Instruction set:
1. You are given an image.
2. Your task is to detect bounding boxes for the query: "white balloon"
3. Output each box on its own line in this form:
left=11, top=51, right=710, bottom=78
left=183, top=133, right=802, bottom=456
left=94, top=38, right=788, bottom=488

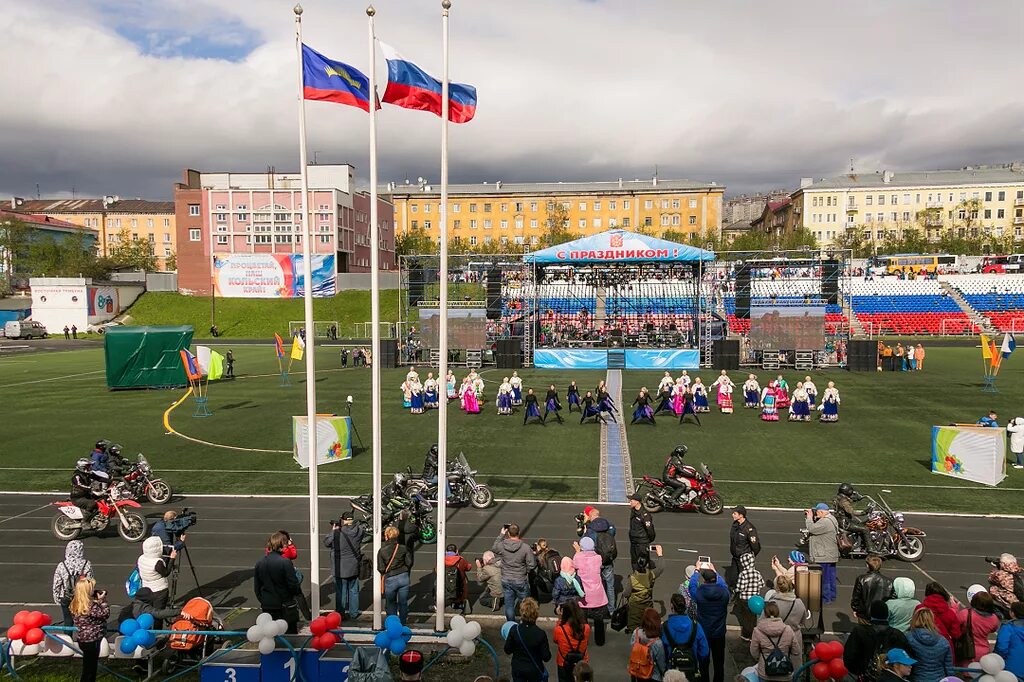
left=446, top=630, right=465, bottom=648
left=256, top=612, right=274, bottom=628
left=977, top=676, right=996, bottom=682
left=980, top=654, right=1006, bottom=675
left=993, top=671, right=1017, bottom=682
left=258, top=637, right=276, bottom=655
left=458, top=639, right=476, bottom=657
left=463, top=620, right=482, bottom=640
left=274, top=619, right=289, bottom=636
left=449, top=615, right=467, bottom=632
left=246, top=625, right=262, bottom=643
left=99, top=638, right=110, bottom=657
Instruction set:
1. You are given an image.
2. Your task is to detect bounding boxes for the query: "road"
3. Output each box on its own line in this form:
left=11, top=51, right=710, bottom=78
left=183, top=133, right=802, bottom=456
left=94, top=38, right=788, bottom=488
left=2, top=494, right=1019, bottom=677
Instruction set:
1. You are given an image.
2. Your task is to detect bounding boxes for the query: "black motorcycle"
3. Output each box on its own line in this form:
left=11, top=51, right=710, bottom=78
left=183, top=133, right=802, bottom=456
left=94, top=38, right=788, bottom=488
left=350, top=476, right=437, bottom=546
left=401, top=452, right=494, bottom=509
left=114, top=454, right=172, bottom=505
left=797, top=491, right=926, bottom=562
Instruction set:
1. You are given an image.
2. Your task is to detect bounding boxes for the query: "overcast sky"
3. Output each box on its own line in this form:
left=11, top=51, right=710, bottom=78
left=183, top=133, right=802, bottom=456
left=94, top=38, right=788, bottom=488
left=3, top=0, right=1024, bottom=201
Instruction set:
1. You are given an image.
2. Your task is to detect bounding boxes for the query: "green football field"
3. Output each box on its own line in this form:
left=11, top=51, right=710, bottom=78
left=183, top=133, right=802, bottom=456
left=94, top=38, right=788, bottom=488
left=2, top=343, right=1022, bottom=514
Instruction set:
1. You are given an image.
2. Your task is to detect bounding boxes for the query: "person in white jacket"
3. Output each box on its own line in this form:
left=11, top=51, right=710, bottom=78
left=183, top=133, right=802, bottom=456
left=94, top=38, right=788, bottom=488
left=1008, top=417, right=1024, bottom=469
left=137, top=536, right=177, bottom=608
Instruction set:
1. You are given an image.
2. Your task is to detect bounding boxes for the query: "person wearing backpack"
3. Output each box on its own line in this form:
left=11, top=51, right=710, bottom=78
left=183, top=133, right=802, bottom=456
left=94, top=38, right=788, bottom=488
left=692, top=568, right=730, bottom=682
left=662, top=592, right=709, bottom=681
left=625, top=547, right=664, bottom=630
left=749, top=602, right=802, bottom=681
left=844, top=601, right=909, bottom=682
left=52, top=540, right=93, bottom=626
left=629, top=607, right=668, bottom=681
left=441, top=543, right=473, bottom=613
left=581, top=507, right=618, bottom=607
left=504, top=597, right=551, bottom=682
left=553, top=600, right=590, bottom=682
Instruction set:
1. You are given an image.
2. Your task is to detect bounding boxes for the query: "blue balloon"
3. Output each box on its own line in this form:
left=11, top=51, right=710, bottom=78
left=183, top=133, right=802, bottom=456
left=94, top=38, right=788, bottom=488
left=401, top=626, right=413, bottom=641
left=137, top=630, right=157, bottom=649
left=374, top=631, right=390, bottom=649
left=747, top=595, right=765, bottom=616
left=385, top=615, right=402, bottom=636
left=500, top=622, right=515, bottom=640
left=119, top=637, right=137, bottom=655
left=119, top=619, right=140, bottom=637
left=390, top=638, right=406, bottom=656
left=136, top=613, right=155, bottom=630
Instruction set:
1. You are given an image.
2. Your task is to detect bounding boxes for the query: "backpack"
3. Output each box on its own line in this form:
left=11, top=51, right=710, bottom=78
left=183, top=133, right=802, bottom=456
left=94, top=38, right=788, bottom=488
left=125, top=567, right=141, bottom=598
left=627, top=636, right=655, bottom=679
left=560, top=625, right=585, bottom=674
left=444, top=562, right=464, bottom=603
left=762, top=633, right=794, bottom=677
left=664, top=617, right=702, bottom=681
left=594, top=531, right=617, bottom=566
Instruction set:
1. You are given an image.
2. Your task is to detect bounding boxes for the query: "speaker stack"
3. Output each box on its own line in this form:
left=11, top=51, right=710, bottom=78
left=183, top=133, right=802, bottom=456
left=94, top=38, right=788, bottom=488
left=408, top=266, right=425, bottom=307
left=496, top=337, right=522, bottom=369
left=822, top=260, right=840, bottom=305
left=712, top=339, right=740, bottom=370
left=734, top=265, right=751, bottom=319
left=377, top=339, right=398, bottom=369
left=847, top=338, right=875, bottom=372
left=486, top=268, right=502, bottom=320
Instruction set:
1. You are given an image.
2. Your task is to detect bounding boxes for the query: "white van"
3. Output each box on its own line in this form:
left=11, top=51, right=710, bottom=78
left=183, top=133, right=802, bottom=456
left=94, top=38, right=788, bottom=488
left=3, top=320, right=48, bottom=339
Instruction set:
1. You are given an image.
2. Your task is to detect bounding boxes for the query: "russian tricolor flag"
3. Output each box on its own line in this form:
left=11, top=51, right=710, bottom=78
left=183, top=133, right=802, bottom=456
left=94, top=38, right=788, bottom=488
left=379, top=42, right=477, bottom=124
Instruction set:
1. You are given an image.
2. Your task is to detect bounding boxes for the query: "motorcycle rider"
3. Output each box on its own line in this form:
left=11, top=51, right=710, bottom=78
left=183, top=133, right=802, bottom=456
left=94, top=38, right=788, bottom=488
left=70, top=458, right=102, bottom=526
left=88, top=440, right=111, bottom=473
left=421, top=443, right=451, bottom=499
left=105, top=444, right=129, bottom=478
left=834, top=482, right=873, bottom=553
left=662, top=444, right=699, bottom=505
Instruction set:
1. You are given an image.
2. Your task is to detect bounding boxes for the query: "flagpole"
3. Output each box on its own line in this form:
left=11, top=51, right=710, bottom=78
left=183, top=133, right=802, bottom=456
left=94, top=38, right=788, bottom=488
left=294, top=3, right=321, bottom=618
left=366, top=4, right=384, bottom=631
left=435, top=0, right=451, bottom=631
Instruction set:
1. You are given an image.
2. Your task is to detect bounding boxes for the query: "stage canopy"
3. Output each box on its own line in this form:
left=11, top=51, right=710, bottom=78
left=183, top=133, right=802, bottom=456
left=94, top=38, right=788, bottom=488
left=524, top=229, right=716, bottom=265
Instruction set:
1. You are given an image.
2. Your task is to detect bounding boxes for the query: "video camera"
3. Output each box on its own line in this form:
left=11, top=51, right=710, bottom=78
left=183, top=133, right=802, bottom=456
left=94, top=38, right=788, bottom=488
left=574, top=513, right=586, bottom=537
left=165, top=508, right=198, bottom=535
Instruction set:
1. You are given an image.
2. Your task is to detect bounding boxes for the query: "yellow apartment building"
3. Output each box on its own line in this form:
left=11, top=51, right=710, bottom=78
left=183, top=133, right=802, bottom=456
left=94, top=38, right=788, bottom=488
left=384, top=178, right=725, bottom=249
left=787, top=165, right=1024, bottom=247
left=6, top=197, right=177, bottom=269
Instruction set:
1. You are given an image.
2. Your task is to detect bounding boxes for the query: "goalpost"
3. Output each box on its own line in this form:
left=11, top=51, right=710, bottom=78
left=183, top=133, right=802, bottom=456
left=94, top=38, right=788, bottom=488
left=288, top=320, right=341, bottom=339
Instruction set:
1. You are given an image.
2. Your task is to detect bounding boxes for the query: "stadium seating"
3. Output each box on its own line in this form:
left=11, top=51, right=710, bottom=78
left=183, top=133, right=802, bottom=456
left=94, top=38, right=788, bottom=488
left=941, top=275, right=1024, bottom=333
left=848, top=279, right=971, bottom=335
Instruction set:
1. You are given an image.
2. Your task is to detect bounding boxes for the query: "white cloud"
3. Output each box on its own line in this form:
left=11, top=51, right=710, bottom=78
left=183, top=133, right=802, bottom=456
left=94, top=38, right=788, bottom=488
left=1, top=0, right=1022, bottom=199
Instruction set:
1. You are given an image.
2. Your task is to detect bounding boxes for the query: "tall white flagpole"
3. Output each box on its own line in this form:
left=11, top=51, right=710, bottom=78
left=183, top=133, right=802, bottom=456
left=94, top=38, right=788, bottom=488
left=434, top=0, right=452, bottom=631
left=293, top=3, right=321, bottom=618
left=366, top=4, right=384, bottom=631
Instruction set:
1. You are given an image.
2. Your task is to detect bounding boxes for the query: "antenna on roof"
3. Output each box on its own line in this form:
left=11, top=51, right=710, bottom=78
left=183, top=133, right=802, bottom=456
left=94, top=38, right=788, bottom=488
left=849, top=158, right=854, bottom=172
left=35, top=183, right=40, bottom=199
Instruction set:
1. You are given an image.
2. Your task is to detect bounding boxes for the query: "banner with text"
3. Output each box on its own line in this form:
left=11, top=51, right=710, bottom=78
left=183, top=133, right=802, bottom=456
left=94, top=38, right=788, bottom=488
left=213, top=254, right=336, bottom=298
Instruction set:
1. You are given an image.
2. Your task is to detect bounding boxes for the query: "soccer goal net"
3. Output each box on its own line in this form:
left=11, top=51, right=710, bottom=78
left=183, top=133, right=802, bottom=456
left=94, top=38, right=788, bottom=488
left=288, top=321, right=341, bottom=339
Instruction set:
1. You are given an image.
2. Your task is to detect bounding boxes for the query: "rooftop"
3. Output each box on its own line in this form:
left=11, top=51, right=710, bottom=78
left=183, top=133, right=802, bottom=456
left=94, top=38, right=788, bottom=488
left=8, top=198, right=174, bottom=214
left=382, top=178, right=722, bottom=197
left=800, top=165, right=1024, bottom=191
left=0, top=209, right=91, bottom=232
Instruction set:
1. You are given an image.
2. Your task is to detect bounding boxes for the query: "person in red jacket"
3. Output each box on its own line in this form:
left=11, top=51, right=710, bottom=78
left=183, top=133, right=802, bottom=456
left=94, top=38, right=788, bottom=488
left=915, top=582, right=962, bottom=649
left=442, top=543, right=473, bottom=611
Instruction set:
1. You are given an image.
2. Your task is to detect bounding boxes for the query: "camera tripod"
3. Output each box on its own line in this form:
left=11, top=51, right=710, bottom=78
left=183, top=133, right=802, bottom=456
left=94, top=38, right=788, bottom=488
left=346, top=403, right=364, bottom=448
left=168, top=542, right=203, bottom=607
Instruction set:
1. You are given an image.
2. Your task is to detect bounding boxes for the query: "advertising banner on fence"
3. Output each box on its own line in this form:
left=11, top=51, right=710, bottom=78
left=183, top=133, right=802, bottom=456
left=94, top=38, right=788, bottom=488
left=293, top=415, right=353, bottom=469
left=931, top=424, right=1006, bottom=486
left=213, top=254, right=336, bottom=298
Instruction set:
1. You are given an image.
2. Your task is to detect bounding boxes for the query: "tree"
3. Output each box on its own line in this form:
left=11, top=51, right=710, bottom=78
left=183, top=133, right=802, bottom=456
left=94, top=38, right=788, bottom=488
left=0, top=216, right=30, bottom=294
left=832, top=227, right=872, bottom=258
left=108, top=228, right=157, bottom=271
left=395, top=228, right=437, bottom=256
left=540, top=201, right=577, bottom=248
left=164, top=251, right=177, bottom=271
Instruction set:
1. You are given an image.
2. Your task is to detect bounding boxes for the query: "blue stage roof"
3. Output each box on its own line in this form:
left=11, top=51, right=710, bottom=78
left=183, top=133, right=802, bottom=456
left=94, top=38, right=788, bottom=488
left=524, top=230, right=715, bottom=264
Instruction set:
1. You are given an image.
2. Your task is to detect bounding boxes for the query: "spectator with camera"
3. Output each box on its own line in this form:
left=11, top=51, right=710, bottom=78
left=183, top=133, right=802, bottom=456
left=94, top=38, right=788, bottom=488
left=70, top=577, right=109, bottom=682
left=152, top=510, right=188, bottom=552
left=324, top=512, right=364, bottom=620
left=492, top=523, right=537, bottom=621
left=475, top=551, right=503, bottom=609
left=255, top=531, right=303, bottom=633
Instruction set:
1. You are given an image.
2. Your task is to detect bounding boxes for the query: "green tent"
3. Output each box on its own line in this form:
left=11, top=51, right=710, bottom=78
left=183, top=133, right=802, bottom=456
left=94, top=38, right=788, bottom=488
left=104, top=325, right=194, bottom=389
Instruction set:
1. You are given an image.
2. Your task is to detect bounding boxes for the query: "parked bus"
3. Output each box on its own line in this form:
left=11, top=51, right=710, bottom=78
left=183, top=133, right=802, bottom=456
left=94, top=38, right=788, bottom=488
left=870, top=254, right=958, bottom=274
left=980, top=255, right=1010, bottom=273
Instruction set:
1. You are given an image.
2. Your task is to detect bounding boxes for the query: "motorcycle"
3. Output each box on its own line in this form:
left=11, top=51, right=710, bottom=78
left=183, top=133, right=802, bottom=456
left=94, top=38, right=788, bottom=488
left=635, top=463, right=724, bottom=515
left=797, top=491, right=926, bottom=562
left=52, top=482, right=147, bottom=542
left=401, top=452, right=494, bottom=509
left=350, top=475, right=437, bottom=546
left=116, top=454, right=172, bottom=505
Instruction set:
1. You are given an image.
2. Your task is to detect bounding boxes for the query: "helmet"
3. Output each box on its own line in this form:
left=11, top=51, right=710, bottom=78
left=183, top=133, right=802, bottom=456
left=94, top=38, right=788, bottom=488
left=672, top=445, right=688, bottom=458
left=75, top=458, right=91, bottom=472
left=429, top=444, right=438, bottom=456
left=838, top=482, right=856, bottom=497
left=108, top=444, right=123, bottom=458
left=95, top=439, right=110, bottom=452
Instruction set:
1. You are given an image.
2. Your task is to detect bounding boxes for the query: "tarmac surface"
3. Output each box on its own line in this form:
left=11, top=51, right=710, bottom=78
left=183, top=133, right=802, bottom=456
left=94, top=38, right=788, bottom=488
left=1, top=493, right=1019, bottom=678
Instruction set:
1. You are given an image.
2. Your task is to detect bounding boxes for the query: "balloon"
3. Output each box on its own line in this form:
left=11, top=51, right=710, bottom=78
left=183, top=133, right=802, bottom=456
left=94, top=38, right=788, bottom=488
left=23, top=628, right=45, bottom=646
left=25, top=612, right=44, bottom=629
left=747, top=595, right=765, bottom=616
left=374, top=631, right=390, bottom=649
left=390, top=638, right=406, bottom=656
left=385, top=615, right=403, bottom=636
left=450, top=615, right=467, bottom=632
left=119, top=637, right=138, bottom=655
left=993, top=671, right=1017, bottom=682
left=812, top=662, right=831, bottom=681
left=980, top=654, right=1006, bottom=675
left=258, top=637, right=276, bottom=655
left=314, top=633, right=336, bottom=650
left=120, top=619, right=140, bottom=637
left=940, top=678, right=964, bottom=682
left=325, top=612, right=342, bottom=629
left=7, top=624, right=26, bottom=641
left=463, top=620, right=482, bottom=640
left=246, top=625, right=262, bottom=643
left=256, top=612, right=273, bottom=628
left=500, top=622, right=515, bottom=640
left=13, top=610, right=30, bottom=626
left=827, top=641, right=845, bottom=660
left=274, top=620, right=289, bottom=637
left=39, top=614, right=52, bottom=627
left=828, top=657, right=848, bottom=679
left=138, top=631, right=157, bottom=649
left=136, top=613, right=154, bottom=630
left=446, top=630, right=465, bottom=648
left=459, top=639, right=476, bottom=657
left=978, top=676, right=996, bottom=682
left=310, top=618, right=328, bottom=636
left=401, top=626, right=413, bottom=641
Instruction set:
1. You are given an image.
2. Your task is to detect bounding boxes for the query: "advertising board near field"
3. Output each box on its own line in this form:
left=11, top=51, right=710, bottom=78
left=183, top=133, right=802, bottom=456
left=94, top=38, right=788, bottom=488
left=213, top=254, right=336, bottom=298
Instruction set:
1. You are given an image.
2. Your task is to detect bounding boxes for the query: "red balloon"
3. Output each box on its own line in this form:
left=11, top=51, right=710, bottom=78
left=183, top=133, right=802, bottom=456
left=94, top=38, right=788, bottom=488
left=811, top=643, right=829, bottom=661
left=39, top=613, right=53, bottom=627
left=812, top=662, right=832, bottom=681
left=315, top=633, right=337, bottom=650
left=324, top=612, right=342, bottom=629
left=829, top=657, right=848, bottom=680
left=13, top=611, right=30, bottom=626
left=827, top=641, right=845, bottom=661
left=23, top=628, right=45, bottom=646
left=6, top=624, right=26, bottom=641
left=25, top=612, right=44, bottom=629
left=309, top=618, right=328, bottom=636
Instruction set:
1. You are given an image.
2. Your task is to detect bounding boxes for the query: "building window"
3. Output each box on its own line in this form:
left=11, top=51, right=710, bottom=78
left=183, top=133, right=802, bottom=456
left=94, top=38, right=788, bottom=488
left=411, top=220, right=418, bottom=229
left=500, top=203, right=508, bottom=212
left=470, top=220, right=477, bottom=229
left=483, top=203, right=492, bottom=212
left=216, top=235, right=228, bottom=245
left=579, top=202, right=587, bottom=211
left=644, top=216, right=652, bottom=227
left=689, top=199, right=698, bottom=209
left=624, top=200, right=631, bottom=210
left=997, top=209, right=1005, bottom=219
left=997, top=191, right=1005, bottom=201
left=866, top=196, right=873, bottom=206
left=661, top=215, right=670, bottom=226
left=237, top=214, right=248, bottom=222
left=163, top=218, right=170, bottom=227
left=671, top=215, right=681, bottom=226
left=903, top=194, right=911, bottom=204
left=848, top=215, right=855, bottom=224
left=216, top=213, right=227, bottom=222
left=469, top=203, right=477, bottom=212
left=411, top=204, right=418, bottom=213
left=530, top=219, right=537, bottom=228
left=146, top=218, right=153, bottom=228
left=115, top=218, right=122, bottom=227
left=500, top=236, right=508, bottom=245
left=984, top=209, right=992, bottom=219
left=671, top=199, right=680, bottom=209
left=319, top=235, right=331, bottom=243
left=514, top=202, right=523, bottom=212
left=453, top=219, right=461, bottom=229
left=163, top=233, right=171, bottom=243
left=689, top=216, right=696, bottom=225
left=985, top=191, right=993, bottom=202
left=902, top=212, right=911, bottom=221
left=876, top=230, right=883, bottom=240
left=609, top=200, right=617, bottom=210
left=876, top=195, right=884, bottom=205
left=531, top=236, right=539, bottom=246
left=189, top=205, right=200, bottom=216
left=514, top=218, right=523, bottom=229
left=876, top=213, right=883, bottom=222
left=514, top=236, right=525, bottom=245
left=593, top=201, right=601, bottom=211
left=483, top=219, right=492, bottom=229
left=623, top=217, right=630, bottom=227
left=644, top=200, right=653, bottom=210
left=660, top=200, right=669, bottom=209
left=469, top=236, right=477, bottom=246
left=530, top=202, right=537, bottom=212
left=866, top=214, right=874, bottom=223
left=423, top=220, right=431, bottom=230
left=593, top=218, right=602, bottom=228
left=609, top=218, right=618, bottom=227
left=423, top=203, right=431, bottom=213
left=578, top=218, right=586, bottom=228
left=164, top=248, right=171, bottom=257
left=500, top=219, right=508, bottom=229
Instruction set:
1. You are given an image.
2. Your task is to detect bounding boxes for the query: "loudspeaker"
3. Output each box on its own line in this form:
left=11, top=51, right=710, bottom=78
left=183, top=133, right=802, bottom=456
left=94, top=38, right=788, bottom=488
left=408, top=266, right=425, bottom=307
left=822, top=260, right=840, bottom=305
left=486, top=269, right=502, bottom=320
left=735, top=265, right=751, bottom=320
left=496, top=338, right=521, bottom=356
left=847, top=339, right=875, bottom=372
left=377, top=339, right=398, bottom=369
left=712, top=339, right=740, bottom=370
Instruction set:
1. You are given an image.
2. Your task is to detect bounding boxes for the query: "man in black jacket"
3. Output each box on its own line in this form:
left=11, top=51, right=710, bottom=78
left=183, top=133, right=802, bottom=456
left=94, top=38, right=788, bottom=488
left=728, top=506, right=760, bottom=587
left=628, top=493, right=656, bottom=570
left=851, top=555, right=896, bottom=621
left=843, top=601, right=909, bottom=679
left=254, top=531, right=302, bottom=633
left=324, top=512, right=364, bottom=619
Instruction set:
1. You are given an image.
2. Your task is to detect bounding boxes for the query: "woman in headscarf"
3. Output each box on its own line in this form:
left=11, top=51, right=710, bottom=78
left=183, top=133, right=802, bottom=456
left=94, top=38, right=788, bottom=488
left=819, top=381, right=840, bottom=423
left=691, top=378, right=710, bottom=413
left=552, top=556, right=586, bottom=612
left=760, top=381, right=779, bottom=422
left=742, top=374, right=761, bottom=409
left=53, top=540, right=94, bottom=625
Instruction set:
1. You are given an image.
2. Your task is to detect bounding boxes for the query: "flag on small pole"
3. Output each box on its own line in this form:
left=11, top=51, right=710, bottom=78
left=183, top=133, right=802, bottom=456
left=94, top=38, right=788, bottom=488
left=288, top=334, right=305, bottom=372
left=275, top=332, right=290, bottom=385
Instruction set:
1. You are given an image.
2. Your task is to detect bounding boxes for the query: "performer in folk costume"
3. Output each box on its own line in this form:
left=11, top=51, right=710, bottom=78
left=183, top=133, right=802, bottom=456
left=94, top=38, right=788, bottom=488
left=543, top=384, right=564, bottom=423
left=803, top=376, right=818, bottom=408
left=631, top=387, right=656, bottom=425
left=471, top=371, right=485, bottom=399
left=719, top=382, right=734, bottom=414
left=654, top=381, right=675, bottom=415
left=445, top=370, right=457, bottom=401
left=671, top=378, right=687, bottom=415
left=742, top=374, right=761, bottom=408
left=710, top=370, right=735, bottom=407
left=678, top=370, right=691, bottom=389
left=522, top=388, right=543, bottom=425
left=657, top=371, right=675, bottom=397
left=409, top=379, right=425, bottom=414
left=400, top=380, right=412, bottom=408
left=460, top=378, right=480, bottom=414
left=596, top=382, right=617, bottom=422
left=406, top=366, right=420, bottom=385
left=818, top=381, right=840, bottom=422
left=566, top=381, right=581, bottom=412
left=678, top=388, right=701, bottom=426
left=423, top=372, right=439, bottom=409
left=509, top=371, right=523, bottom=406
left=789, top=382, right=810, bottom=422
left=760, top=381, right=779, bottom=422
left=774, top=374, right=791, bottom=409
left=496, top=377, right=514, bottom=415
left=579, top=391, right=605, bottom=424
left=691, top=377, right=710, bottom=413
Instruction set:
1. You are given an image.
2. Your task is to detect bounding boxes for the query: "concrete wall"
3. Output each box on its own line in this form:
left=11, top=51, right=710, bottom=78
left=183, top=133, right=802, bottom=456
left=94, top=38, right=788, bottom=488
left=29, top=277, right=145, bottom=332
left=337, top=272, right=401, bottom=290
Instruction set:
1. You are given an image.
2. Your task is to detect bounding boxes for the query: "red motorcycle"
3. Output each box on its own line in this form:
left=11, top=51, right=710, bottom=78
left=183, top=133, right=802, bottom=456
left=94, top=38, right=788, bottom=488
left=636, top=463, right=724, bottom=515
left=52, top=483, right=147, bottom=543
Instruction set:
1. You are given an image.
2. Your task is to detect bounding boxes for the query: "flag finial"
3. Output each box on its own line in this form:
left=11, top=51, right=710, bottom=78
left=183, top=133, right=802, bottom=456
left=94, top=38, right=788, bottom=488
left=293, top=4, right=303, bottom=16
left=442, top=0, right=452, bottom=8
left=366, top=5, right=376, bottom=16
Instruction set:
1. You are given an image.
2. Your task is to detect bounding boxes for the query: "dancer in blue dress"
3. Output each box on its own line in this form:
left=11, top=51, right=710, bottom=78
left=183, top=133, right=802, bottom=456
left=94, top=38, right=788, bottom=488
left=596, top=383, right=617, bottom=423
left=579, top=391, right=605, bottom=424
left=819, top=381, right=840, bottom=422
left=423, top=372, right=439, bottom=409
left=691, top=378, right=710, bottom=413
left=742, top=374, right=760, bottom=408
left=523, top=388, right=543, bottom=425
left=631, top=388, right=656, bottom=425
left=788, top=383, right=810, bottom=422
left=543, top=385, right=564, bottom=424
left=566, top=381, right=581, bottom=412
left=803, top=376, right=817, bottom=408
left=409, top=379, right=425, bottom=414
left=496, top=377, right=514, bottom=416
left=509, top=372, right=523, bottom=406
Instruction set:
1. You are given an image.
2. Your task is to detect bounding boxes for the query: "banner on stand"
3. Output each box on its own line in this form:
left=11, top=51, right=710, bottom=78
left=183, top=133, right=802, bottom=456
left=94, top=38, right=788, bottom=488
left=931, top=424, right=1006, bottom=487
left=293, top=415, right=352, bottom=469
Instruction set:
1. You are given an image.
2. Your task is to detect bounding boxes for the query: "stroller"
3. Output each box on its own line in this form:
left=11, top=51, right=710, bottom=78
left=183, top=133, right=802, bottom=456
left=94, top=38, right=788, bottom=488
left=168, top=598, right=221, bottom=659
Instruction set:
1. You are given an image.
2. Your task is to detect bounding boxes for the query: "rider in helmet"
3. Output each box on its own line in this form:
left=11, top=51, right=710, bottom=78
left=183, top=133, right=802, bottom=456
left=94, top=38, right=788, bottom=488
left=89, top=439, right=111, bottom=473
left=662, top=445, right=698, bottom=505
left=71, top=458, right=101, bottom=525
left=834, top=483, right=872, bottom=552
left=422, top=444, right=451, bottom=499
left=105, top=444, right=128, bottom=478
